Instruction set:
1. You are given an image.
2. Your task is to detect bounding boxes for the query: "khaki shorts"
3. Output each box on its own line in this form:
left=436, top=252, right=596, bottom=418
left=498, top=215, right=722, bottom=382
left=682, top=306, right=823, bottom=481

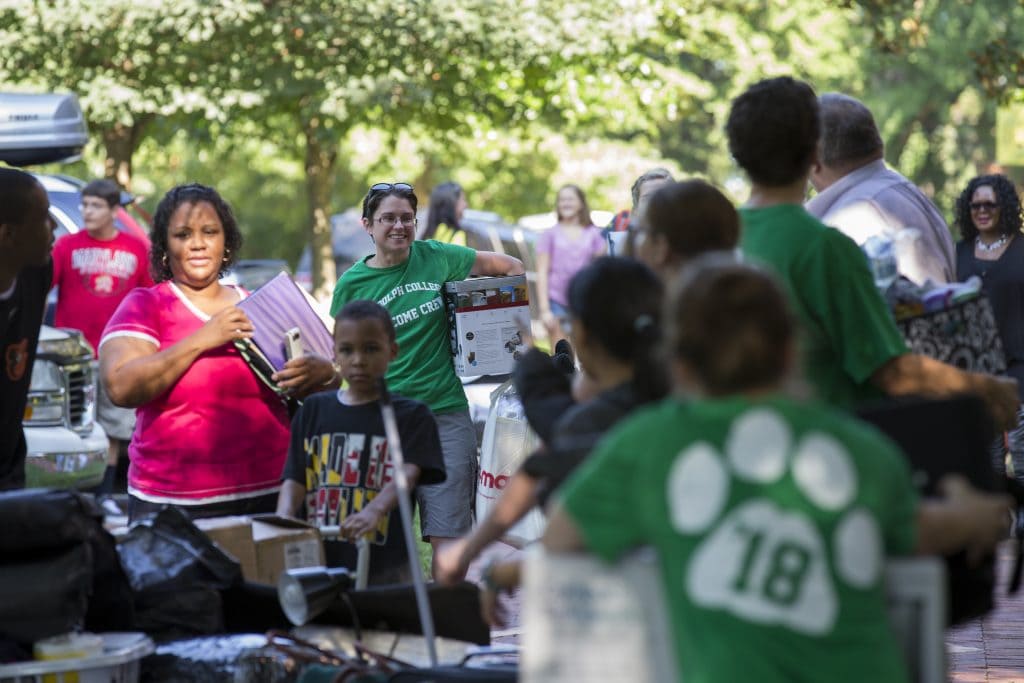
left=96, top=371, right=136, bottom=441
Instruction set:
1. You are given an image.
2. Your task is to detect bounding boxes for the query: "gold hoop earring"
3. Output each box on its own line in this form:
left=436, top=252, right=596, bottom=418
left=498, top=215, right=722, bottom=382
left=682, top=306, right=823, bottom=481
left=161, top=253, right=168, bottom=267
left=223, top=248, right=231, bottom=263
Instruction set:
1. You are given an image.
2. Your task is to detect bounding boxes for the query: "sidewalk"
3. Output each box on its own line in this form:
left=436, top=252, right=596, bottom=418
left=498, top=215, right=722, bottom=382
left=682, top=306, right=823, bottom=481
left=948, top=541, right=1024, bottom=682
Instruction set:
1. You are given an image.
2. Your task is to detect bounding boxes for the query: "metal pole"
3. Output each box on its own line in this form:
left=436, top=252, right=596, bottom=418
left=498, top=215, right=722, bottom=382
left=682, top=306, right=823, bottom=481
left=378, top=378, right=438, bottom=667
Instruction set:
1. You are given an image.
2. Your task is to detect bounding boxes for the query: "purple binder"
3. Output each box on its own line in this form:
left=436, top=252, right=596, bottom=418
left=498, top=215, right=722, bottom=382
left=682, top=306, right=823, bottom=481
left=237, top=272, right=334, bottom=371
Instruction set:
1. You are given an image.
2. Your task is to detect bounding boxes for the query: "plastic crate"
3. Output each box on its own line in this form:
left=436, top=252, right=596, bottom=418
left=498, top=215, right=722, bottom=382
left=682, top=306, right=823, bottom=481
left=0, top=633, right=154, bottom=683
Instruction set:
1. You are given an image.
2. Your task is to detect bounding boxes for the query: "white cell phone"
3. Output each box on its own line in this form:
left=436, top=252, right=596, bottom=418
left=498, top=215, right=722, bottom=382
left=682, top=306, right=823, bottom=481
left=284, top=327, right=303, bottom=360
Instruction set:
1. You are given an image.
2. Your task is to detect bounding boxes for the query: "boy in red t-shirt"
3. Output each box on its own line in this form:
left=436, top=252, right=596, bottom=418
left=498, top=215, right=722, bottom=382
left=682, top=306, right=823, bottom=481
left=51, top=179, right=153, bottom=493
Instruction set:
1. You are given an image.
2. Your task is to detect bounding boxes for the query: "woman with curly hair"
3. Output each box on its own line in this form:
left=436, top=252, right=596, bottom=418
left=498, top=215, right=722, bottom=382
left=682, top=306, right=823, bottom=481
left=99, top=183, right=291, bottom=519
left=955, top=173, right=1024, bottom=481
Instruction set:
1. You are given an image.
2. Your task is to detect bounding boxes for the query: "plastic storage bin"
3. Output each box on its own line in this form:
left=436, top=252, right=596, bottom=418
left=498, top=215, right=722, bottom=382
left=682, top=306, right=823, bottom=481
left=0, top=633, right=154, bottom=683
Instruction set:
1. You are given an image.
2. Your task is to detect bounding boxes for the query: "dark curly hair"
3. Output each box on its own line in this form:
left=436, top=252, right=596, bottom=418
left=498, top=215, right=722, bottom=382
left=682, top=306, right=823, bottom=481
left=954, top=174, right=1023, bottom=242
left=150, top=183, right=242, bottom=283
left=362, top=183, right=418, bottom=222
left=726, top=77, right=820, bottom=187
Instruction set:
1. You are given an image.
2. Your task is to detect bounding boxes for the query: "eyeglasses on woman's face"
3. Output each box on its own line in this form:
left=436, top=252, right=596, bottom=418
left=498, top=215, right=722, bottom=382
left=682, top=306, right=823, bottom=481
left=970, top=201, right=999, bottom=213
left=375, top=213, right=417, bottom=227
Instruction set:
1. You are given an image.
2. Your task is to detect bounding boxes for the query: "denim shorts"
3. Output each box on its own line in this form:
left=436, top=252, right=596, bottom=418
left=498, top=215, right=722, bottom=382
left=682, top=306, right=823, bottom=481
left=548, top=301, right=572, bottom=333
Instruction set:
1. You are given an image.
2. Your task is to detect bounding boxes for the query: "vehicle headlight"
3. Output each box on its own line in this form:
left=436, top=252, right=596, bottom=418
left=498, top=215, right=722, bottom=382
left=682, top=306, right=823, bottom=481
left=30, top=359, right=63, bottom=391
left=24, top=360, right=65, bottom=425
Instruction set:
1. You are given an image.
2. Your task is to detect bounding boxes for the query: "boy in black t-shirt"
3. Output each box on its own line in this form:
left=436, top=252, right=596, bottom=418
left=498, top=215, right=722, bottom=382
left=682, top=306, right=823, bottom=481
left=277, top=300, right=445, bottom=585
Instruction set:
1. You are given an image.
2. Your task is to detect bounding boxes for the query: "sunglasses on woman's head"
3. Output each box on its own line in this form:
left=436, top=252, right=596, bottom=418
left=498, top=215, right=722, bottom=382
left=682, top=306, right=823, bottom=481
left=369, top=182, right=414, bottom=193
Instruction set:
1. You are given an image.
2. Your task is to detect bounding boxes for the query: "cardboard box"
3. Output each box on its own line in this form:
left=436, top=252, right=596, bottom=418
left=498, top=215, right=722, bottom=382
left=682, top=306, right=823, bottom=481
left=195, top=516, right=259, bottom=580
left=195, top=514, right=324, bottom=586
left=444, top=275, right=530, bottom=376
left=251, top=515, right=325, bottom=586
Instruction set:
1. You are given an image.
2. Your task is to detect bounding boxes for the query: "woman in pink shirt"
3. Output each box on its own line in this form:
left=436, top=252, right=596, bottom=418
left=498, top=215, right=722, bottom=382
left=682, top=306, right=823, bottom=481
left=99, top=184, right=291, bottom=521
left=536, top=184, right=606, bottom=343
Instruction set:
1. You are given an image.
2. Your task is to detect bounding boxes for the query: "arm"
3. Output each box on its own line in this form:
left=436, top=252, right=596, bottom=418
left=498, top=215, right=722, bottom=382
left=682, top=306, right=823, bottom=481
left=471, top=250, right=525, bottom=277
left=339, top=464, right=420, bottom=540
left=272, top=354, right=339, bottom=398
left=541, top=501, right=588, bottom=553
left=480, top=499, right=590, bottom=627
left=435, top=470, right=541, bottom=584
left=276, top=479, right=306, bottom=518
left=871, top=353, right=1020, bottom=430
left=479, top=559, right=523, bottom=627
left=915, top=474, right=1012, bottom=562
left=100, top=305, right=254, bottom=407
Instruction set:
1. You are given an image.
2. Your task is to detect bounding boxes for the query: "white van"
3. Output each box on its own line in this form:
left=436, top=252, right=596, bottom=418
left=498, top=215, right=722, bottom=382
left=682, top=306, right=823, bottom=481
left=1, top=92, right=108, bottom=488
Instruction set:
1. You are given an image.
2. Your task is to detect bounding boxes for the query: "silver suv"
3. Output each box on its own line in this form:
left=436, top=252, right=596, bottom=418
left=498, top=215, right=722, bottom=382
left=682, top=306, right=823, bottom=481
left=23, top=326, right=107, bottom=488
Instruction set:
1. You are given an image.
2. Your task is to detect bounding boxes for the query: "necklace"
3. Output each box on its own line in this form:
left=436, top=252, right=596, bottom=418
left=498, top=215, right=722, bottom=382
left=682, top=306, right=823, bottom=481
left=976, top=235, right=1009, bottom=253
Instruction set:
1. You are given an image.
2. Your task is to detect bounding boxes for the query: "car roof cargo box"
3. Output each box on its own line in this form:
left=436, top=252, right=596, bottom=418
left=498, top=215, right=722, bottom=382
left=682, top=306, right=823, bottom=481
left=0, top=92, right=88, bottom=166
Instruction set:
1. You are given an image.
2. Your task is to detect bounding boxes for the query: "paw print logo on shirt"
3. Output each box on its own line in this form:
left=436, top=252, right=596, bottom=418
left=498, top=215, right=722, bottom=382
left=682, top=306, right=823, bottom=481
left=666, top=408, right=882, bottom=636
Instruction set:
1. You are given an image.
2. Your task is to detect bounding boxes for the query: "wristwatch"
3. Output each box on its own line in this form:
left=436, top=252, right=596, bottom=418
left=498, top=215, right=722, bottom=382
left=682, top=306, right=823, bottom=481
left=321, top=362, right=342, bottom=386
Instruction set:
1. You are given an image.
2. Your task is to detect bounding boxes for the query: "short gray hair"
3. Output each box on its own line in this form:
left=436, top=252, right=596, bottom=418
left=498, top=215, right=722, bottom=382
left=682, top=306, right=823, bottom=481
left=818, top=93, right=884, bottom=168
left=631, top=168, right=675, bottom=210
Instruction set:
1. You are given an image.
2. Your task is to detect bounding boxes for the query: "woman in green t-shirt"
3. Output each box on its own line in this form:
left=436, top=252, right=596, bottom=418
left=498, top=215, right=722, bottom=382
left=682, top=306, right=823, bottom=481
left=330, top=182, right=524, bottom=580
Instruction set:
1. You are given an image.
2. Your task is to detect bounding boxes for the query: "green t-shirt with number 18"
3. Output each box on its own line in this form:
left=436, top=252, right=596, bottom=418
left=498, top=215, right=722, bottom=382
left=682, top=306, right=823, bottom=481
left=561, top=395, right=917, bottom=683
left=330, top=239, right=476, bottom=414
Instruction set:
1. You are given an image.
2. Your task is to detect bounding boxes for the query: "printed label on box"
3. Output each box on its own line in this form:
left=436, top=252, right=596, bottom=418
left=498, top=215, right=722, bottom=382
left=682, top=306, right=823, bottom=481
left=445, top=275, right=530, bottom=377
left=284, top=538, right=323, bottom=569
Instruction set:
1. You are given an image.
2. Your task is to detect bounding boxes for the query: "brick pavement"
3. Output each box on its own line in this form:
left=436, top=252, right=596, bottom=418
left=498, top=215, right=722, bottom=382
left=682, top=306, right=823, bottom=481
left=949, top=542, right=1024, bottom=682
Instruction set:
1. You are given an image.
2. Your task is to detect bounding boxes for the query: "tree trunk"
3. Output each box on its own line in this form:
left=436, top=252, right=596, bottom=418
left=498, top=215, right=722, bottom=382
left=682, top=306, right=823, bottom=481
left=99, top=115, right=152, bottom=190
left=302, top=118, right=340, bottom=301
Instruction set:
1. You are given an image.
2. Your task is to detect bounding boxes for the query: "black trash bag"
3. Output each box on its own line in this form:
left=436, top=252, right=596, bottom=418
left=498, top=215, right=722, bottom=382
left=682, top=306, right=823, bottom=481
left=118, top=507, right=242, bottom=639
left=134, top=586, right=227, bottom=637
left=0, top=488, right=102, bottom=553
left=0, top=488, right=134, bottom=642
left=0, top=543, right=92, bottom=644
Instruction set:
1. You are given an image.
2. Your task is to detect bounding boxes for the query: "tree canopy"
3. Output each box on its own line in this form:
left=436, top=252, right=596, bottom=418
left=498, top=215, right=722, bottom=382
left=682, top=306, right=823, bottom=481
left=2, top=0, right=1021, bottom=285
